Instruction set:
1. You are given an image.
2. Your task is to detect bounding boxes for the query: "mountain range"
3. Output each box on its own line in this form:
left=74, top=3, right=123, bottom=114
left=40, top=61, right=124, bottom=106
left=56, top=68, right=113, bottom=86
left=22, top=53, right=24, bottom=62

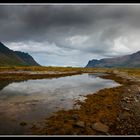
left=0, top=42, right=39, bottom=66
left=86, top=51, right=140, bottom=68
left=1, top=41, right=140, bottom=68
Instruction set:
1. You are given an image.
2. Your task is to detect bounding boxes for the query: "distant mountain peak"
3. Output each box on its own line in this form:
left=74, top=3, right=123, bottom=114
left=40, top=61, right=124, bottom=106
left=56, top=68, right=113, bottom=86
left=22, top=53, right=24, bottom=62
left=133, top=51, right=140, bottom=55
left=85, top=51, right=140, bottom=68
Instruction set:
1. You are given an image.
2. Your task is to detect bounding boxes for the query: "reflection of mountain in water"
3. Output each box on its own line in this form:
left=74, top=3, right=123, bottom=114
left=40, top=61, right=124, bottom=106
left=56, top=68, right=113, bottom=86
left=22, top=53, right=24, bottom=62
left=0, top=80, right=12, bottom=91
left=88, top=73, right=108, bottom=79
left=0, top=80, right=26, bottom=91
left=88, top=74, right=96, bottom=78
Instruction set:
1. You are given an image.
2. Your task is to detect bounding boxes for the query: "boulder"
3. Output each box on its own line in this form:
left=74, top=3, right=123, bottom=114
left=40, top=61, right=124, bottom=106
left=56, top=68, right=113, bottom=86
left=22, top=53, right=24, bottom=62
left=74, top=121, right=85, bottom=128
left=91, top=122, right=109, bottom=133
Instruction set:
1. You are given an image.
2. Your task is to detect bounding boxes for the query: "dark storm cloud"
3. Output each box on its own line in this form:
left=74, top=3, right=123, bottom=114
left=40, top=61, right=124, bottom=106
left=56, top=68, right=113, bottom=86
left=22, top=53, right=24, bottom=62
left=1, top=4, right=140, bottom=66
left=0, top=5, right=134, bottom=42
left=0, top=5, right=94, bottom=42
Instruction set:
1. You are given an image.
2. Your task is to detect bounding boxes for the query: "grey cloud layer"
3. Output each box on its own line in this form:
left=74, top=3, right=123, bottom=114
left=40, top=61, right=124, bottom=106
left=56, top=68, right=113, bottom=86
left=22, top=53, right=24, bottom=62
left=0, top=5, right=138, bottom=41
left=1, top=5, right=140, bottom=66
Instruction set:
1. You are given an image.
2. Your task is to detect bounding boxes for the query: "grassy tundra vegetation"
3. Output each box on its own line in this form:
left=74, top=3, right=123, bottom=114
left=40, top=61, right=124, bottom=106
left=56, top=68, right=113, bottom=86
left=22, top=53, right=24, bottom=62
left=0, top=66, right=140, bottom=135
left=0, top=66, right=139, bottom=80
left=0, top=66, right=113, bottom=81
left=0, top=66, right=84, bottom=81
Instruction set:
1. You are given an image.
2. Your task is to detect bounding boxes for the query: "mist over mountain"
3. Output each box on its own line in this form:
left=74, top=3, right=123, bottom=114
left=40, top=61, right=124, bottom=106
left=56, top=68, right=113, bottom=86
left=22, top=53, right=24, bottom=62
left=86, top=51, right=140, bottom=68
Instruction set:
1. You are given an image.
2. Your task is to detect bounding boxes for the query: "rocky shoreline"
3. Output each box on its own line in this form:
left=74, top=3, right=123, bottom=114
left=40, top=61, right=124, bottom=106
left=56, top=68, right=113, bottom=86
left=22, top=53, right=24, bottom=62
left=0, top=67, right=139, bottom=135
left=29, top=71, right=140, bottom=135
left=109, top=71, right=140, bottom=135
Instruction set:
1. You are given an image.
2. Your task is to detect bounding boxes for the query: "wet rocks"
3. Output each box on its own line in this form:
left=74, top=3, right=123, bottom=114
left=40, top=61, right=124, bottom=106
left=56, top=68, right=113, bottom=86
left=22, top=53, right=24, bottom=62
left=91, top=122, right=109, bottom=133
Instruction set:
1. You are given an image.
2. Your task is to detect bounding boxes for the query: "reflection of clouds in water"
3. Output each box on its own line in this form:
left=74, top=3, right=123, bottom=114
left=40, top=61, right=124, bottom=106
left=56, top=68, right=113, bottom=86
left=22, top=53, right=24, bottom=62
left=88, top=74, right=96, bottom=78
left=0, top=73, right=120, bottom=112
left=0, top=73, right=120, bottom=134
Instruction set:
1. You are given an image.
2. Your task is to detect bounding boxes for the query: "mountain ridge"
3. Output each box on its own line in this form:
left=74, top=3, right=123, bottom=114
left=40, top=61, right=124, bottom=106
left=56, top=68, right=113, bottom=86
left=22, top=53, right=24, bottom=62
left=0, top=42, right=40, bottom=66
left=86, top=51, right=140, bottom=68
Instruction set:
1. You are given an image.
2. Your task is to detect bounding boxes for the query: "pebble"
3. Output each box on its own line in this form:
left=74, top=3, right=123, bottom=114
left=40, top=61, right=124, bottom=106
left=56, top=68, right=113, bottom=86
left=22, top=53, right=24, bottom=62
left=123, top=107, right=130, bottom=111
left=91, top=122, right=109, bottom=133
left=134, top=97, right=139, bottom=102
left=128, top=89, right=131, bottom=92
left=116, top=117, right=120, bottom=122
left=74, top=121, right=85, bottom=128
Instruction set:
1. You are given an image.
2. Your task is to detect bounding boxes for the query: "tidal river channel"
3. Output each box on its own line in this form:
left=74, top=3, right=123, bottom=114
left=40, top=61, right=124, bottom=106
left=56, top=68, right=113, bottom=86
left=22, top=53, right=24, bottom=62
left=0, top=73, right=120, bottom=134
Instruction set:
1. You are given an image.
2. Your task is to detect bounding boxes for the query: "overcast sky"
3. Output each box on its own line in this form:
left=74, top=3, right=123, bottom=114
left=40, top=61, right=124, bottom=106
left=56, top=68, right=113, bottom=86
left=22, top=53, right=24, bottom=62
left=1, top=4, right=140, bottom=67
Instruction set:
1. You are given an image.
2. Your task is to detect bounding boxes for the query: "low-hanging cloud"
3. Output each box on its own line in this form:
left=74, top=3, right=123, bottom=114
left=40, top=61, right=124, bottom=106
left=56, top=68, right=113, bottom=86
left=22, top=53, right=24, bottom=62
left=1, top=4, right=140, bottom=66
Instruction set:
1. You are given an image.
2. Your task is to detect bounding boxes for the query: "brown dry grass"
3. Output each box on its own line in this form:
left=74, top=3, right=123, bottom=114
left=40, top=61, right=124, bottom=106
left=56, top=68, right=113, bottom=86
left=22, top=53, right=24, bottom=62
left=31, top=74, right=131, bottom=135
left=0, top=66, right=139, bottom=135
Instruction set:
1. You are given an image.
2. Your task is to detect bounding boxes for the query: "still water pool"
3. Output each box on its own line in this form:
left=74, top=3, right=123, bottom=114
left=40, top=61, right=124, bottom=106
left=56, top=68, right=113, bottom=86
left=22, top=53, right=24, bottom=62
left=0, top=73, right=120, bottom=134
